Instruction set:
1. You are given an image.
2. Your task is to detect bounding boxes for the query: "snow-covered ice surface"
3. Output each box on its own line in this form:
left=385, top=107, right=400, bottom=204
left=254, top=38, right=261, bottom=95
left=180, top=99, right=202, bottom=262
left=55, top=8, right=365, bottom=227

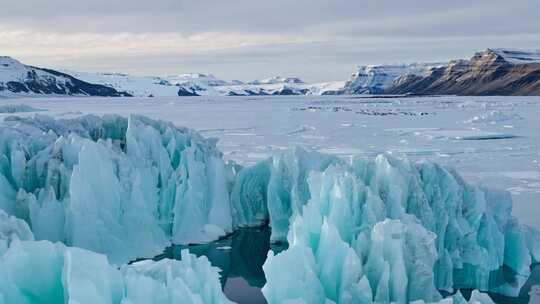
left=2, top=95, right=538, bottom=229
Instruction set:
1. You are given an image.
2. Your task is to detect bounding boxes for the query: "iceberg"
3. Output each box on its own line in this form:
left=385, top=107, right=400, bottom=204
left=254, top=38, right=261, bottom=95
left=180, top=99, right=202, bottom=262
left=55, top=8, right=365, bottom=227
left=259, top=152, right=539, bottom=302
left=0, top=114, right=232, bottom=264
left=0, top=239, right=232, bottom=304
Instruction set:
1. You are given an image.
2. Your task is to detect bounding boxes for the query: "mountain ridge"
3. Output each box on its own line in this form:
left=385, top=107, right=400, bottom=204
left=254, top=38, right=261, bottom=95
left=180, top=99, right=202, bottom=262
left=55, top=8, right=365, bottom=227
left=2, top=48, right=540, bottom=98
left=386, top=49, right=540, bottom=96
left=0, top=57, right=128, bottom=97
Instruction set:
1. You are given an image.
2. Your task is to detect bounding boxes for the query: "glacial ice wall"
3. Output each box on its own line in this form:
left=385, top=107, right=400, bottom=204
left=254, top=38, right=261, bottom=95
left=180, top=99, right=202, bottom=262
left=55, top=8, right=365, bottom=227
left=258, top=153, right=537, bottom=302
left=0, top=114, right=233, bottom=264
left=0, top=239, right=232, bottom=304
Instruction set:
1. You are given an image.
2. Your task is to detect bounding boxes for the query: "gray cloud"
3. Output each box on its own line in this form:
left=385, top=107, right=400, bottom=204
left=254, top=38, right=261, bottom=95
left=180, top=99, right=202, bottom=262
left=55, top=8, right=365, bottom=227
left=1, top=0, right=539, bottom=82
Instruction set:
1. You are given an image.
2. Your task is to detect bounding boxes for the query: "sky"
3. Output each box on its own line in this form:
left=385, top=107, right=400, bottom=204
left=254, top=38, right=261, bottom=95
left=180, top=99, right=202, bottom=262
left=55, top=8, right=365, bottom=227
left=1, top=0, right=540, bottom=82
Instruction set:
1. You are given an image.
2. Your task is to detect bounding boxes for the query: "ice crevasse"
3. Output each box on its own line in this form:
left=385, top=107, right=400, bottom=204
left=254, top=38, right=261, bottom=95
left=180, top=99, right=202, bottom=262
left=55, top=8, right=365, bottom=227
left=0, top=114, right=538, bottom=303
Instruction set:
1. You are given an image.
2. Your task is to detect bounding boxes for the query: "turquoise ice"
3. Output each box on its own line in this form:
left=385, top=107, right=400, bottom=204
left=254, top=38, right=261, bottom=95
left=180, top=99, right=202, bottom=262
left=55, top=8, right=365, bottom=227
left=0, top=240, right=231, bottom=304
left=258, top=151, right=538, bottom=302
left=0, top=115, right=233, bottom=264
left=0, top=115, right=538, bottom=303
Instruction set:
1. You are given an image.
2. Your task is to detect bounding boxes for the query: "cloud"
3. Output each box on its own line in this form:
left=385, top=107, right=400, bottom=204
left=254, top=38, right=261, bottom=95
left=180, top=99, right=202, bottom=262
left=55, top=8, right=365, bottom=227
left=1, top=0, right=539, bottom=81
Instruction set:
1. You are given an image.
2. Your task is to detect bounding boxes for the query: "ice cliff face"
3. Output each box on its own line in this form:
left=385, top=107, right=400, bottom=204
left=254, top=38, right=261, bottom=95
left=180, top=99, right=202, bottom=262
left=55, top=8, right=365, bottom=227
left=0, top=114, right=233, bottom=264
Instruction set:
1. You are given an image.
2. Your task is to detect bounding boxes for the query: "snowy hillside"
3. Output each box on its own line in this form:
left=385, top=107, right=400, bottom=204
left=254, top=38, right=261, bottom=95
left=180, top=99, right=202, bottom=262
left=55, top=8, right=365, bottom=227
left=248, top=76, right=304, bottom=85
left=344, top=63, right=444, bottom=94
left=71, top=70, right=345, bottom=97
left=65, top=71, right=181, bottom=97
left=166, top=73, right=244, bottom=87
left=0, top=57, right=125, bottom=97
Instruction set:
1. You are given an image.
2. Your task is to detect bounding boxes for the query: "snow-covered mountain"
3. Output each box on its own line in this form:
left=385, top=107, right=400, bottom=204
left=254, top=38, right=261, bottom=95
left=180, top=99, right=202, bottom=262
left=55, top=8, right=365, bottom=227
left=3, top=48, right=539, bottom=98
left=343, top=63, right=444, bottom=94
left=0, top=57, right=126, bottom=97
left=387, top=48, right=540, bottom=95
left=248, top=76, right=304, bottom=85
left=166, top=73, right=244, bottom=87
left=70, top=70, right=344, bottom=97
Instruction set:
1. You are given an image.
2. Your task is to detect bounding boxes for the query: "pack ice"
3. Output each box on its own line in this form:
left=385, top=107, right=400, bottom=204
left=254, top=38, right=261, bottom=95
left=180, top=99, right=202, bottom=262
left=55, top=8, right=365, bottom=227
left=0, top=115, right=538, bottom=303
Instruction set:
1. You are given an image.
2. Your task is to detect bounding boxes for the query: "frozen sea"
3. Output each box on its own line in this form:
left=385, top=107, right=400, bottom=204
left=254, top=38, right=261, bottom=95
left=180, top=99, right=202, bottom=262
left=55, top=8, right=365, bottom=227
left=2, top=95, right=539, bottom=230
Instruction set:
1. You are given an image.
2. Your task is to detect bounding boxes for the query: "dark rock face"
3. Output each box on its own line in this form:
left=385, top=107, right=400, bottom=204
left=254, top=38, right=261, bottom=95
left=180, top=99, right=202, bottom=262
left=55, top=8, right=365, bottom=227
left=271, top=87, right=302, bottom=95
left=0, top=59, right=128, bottom=97
left=386, top=50, right=540, bottom=96
left=37, top=68, right=130, bottom=96
left=177, top=87, right=199, bottom=96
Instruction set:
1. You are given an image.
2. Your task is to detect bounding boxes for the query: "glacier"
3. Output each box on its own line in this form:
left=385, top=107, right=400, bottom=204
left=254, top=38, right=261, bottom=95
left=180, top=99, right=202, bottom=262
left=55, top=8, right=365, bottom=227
left=0, top=114, right=538, bottom=303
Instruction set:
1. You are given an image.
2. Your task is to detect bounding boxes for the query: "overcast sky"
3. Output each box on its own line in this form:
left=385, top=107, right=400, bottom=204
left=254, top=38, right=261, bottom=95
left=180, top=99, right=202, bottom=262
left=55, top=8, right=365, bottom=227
left=1, top=0, right=539, bottom=82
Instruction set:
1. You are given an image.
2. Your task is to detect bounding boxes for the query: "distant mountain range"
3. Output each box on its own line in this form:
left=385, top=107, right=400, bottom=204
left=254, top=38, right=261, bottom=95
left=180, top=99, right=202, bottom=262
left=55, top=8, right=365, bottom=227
left=1, top=48, right=540, bottom=98
left=386, top=49, right=540, bottom=95
left=64, top=71, right=344, bottom=97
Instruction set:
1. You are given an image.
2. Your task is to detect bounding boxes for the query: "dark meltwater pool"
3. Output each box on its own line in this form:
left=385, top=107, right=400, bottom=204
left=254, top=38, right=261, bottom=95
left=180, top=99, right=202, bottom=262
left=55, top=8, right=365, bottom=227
left=154, top=226, right=540, bottom=304
left=155, top=226, right=286, bottom=304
